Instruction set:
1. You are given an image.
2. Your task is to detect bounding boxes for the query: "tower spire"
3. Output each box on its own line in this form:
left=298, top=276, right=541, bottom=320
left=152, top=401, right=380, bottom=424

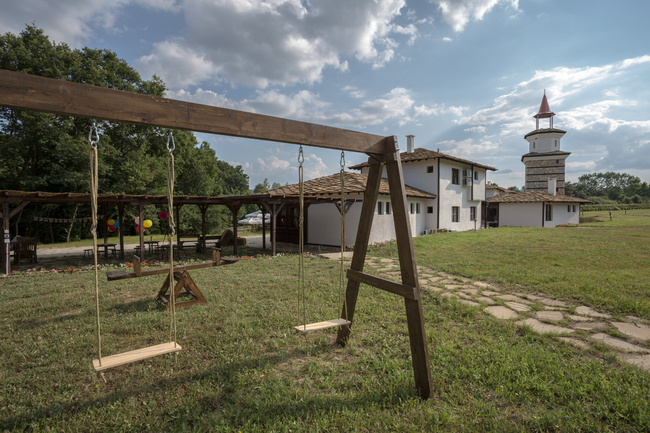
left=534, top=92, right=555, bottom=129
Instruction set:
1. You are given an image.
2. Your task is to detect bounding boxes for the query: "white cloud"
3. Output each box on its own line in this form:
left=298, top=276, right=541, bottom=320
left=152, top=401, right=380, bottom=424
left=135, top=0, right=417, bottom=88
left=464, top=125, right=486, bottom=133
left=414, top=103, right=466, bottom=117
left=135, top=41, right=216, bottom=89
left=168, top=86, right=415, bottom=128
left=443, top=37, right=453, bottom=42
left=437, top=137, right=499, bottom=158
left=343, top=86, right=366, bottom=99
left=0, top=0, right=178, bottom=47
left=430, top=0, right=519, bottom=32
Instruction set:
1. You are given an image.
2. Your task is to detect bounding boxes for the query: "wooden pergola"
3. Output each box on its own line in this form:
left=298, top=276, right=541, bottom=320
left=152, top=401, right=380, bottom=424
left=0, top=188, right=351, bottom=269
left=0, top=69, right=433, bottom=399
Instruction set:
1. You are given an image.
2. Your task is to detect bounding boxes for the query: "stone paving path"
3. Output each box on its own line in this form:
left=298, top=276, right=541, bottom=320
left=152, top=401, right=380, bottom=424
left=322, top=254, right=650, bottom=373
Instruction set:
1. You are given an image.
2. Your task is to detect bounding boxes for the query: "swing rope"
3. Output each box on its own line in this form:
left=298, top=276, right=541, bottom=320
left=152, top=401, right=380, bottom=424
left=166, top=130, right=178, bottom=351
left=298, top=146, right=306, bottom=331
left=339, top=151, right=348, bottom=325
left=90, top=121, right=102, bottom=366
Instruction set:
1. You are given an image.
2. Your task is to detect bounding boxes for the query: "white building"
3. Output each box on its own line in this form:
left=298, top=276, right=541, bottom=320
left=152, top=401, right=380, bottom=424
left=485, top=94, right=590, bottom=227
left=260, top=136, right=497, bottom=247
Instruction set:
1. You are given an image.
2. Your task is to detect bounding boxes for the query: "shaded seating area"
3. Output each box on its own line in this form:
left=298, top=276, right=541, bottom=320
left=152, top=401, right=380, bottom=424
left=13, top=237, right=37, bottom=265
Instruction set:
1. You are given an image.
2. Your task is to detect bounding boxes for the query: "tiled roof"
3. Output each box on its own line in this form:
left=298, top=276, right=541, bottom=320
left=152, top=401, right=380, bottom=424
left=486, top=191, right=591, bottom=204
left=486, top=184, right=517, bottom=194
left=535, top=93, right=554, bottom=118
left=257, top=172, right=436, bottom=199
left=524, top=128, right=566, bottom=139
left=348, top=148, right=497, bottom=171
left=521, top=150, right=571, bottom=162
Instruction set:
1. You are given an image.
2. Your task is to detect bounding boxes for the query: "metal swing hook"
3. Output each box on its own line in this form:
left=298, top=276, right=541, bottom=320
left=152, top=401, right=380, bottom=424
left=88, top=121, right=100, bottom=148
left=298, top=146, right=304, bottom=165
left=340, top=151, right=345, bottom=169
left=166, top=129, right=175, bottom=154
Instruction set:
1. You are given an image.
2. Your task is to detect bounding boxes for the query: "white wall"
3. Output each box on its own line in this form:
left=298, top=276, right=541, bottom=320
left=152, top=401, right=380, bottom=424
left=500, top=203, right=543, bottom=227
left=499, top=202, right=582, bottom=227
left=545, top=203, right=580, bottom=227
left=438, top=160, right=485, bottom=231
left=525, top=131, right=564, bottom=153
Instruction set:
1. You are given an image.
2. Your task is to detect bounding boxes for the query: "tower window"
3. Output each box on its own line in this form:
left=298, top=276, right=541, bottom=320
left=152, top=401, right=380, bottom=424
left=556, top=160, right=559, bottom=164
left=555, top=140, right=557, bottom=147
left=533, top=142, right=536, bottom=149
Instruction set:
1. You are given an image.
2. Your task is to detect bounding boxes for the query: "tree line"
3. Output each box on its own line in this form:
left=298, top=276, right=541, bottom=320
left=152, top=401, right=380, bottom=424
left=566, top=172, right=650, bottom=205
left=0, top=25, right=276, bottom=243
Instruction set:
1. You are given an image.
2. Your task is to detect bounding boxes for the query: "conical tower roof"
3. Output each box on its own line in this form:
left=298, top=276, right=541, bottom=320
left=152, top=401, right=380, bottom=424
left=534, top=92, right=555, bottom=119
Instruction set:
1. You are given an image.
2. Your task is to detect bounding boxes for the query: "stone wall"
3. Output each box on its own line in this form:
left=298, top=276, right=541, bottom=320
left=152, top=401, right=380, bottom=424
left=524, top=158, right=566, bottom=194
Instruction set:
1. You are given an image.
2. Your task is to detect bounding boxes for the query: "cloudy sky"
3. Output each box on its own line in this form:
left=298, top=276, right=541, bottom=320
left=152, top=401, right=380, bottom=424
left=2, top=0, right=649, bottom=189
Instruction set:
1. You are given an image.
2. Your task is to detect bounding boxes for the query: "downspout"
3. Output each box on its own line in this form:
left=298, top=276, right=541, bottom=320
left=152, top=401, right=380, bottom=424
left=436, top=158, right=440, bottom=230
left=542, top=202, right=545, bottom=227
left=471, top=164, right=474, bottom=201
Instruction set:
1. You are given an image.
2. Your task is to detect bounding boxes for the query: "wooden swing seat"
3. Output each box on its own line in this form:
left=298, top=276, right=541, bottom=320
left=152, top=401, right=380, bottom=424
left=294, top=318, right=351, bottom=334
left=92, top=342, right=182, bottom=372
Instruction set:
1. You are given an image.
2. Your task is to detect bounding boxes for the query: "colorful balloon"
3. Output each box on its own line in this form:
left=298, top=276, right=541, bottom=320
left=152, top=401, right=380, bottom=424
left=159, top=211, right=169, bottom=220
left=107, top=219, right=115, bottom=225
left=136, top=225, right=144, bottom=233
left=113, top=221, right=120, bottom=228
left=108, top=224, right=116, bottom=232
left=143, top=219, right=153, bottom=228
left=135, top=217, right=140, bottom=225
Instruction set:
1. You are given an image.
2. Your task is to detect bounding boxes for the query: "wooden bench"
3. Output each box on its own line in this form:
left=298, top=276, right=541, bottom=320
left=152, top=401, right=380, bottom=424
left=107, top=249, right=239, bottom=309
left=177, top=234, right=200, bottom=251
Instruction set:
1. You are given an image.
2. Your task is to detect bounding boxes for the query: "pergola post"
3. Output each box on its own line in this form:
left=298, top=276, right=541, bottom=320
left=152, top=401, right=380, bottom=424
left=227, top=202, right=242, bottom=256
left=118, top=203, right=125, bottom=260
left=261, top=206, right=266, bottom=250
left=199, top=204, right=208, bottom=253
left=2, top=202, right=9, bottom=275
left=138, top=203, right=145, bottom=259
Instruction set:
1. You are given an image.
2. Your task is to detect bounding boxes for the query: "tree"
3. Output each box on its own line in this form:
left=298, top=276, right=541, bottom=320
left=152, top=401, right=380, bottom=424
left=253, top=178, right=271, bottom=194
left=507, top=185, right=523, bottom=193
left=0, top=25, right=251, bottom=241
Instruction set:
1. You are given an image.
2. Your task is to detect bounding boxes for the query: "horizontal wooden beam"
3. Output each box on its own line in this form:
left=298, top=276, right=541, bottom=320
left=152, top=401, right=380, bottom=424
left=347, top=269, right=418, bottom=300
left=0, top=70, right=387, bottom=155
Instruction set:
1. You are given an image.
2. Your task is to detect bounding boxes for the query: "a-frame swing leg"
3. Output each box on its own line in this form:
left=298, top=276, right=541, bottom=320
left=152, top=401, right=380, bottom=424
left=336, top=136, right=433, bottom=399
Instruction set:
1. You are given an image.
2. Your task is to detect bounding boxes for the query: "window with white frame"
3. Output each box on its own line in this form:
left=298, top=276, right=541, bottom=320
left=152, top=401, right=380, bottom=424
left=427, top=166, right=434, bottom=173
left=410, top=203, right=414, bottom=214
left=386, top=202, right=391, bottom=215
left=427, top=206, right=433, bottom=214
left=377, top=202, right=383, bottom=215
left=545, top=204, right=552, bottom=221
left=470, top=206, right=476, bottom=221
left=416, top=203, right=421, bottom=214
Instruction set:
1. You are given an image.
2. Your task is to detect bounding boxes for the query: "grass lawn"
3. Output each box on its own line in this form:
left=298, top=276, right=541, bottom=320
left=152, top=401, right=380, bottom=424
left=2, top=210, right=650, bottom=431
left=370, top=209, right=650, bottom=319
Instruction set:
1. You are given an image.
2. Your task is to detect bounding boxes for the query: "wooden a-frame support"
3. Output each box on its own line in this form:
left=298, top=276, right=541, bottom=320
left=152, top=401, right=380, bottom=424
left=0, top=69, right=433, bottom=398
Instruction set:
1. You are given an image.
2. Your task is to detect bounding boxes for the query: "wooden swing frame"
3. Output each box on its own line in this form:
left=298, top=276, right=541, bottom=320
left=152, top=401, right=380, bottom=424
left=0, top=69, right=433, bottom=399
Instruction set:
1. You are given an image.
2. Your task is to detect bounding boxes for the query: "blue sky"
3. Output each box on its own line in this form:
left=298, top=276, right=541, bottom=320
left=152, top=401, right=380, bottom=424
left=2, top=0, right=649, bottom=189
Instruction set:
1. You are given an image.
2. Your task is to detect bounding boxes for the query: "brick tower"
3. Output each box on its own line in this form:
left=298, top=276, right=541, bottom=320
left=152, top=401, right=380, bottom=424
left=522, top=92, right=570, bottom=194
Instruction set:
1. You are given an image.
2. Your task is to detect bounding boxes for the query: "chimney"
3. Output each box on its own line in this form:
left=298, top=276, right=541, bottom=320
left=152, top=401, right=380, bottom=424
left=548, top=179, right=557, bottom=195
left=406, top=135, right=415, bottom=154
